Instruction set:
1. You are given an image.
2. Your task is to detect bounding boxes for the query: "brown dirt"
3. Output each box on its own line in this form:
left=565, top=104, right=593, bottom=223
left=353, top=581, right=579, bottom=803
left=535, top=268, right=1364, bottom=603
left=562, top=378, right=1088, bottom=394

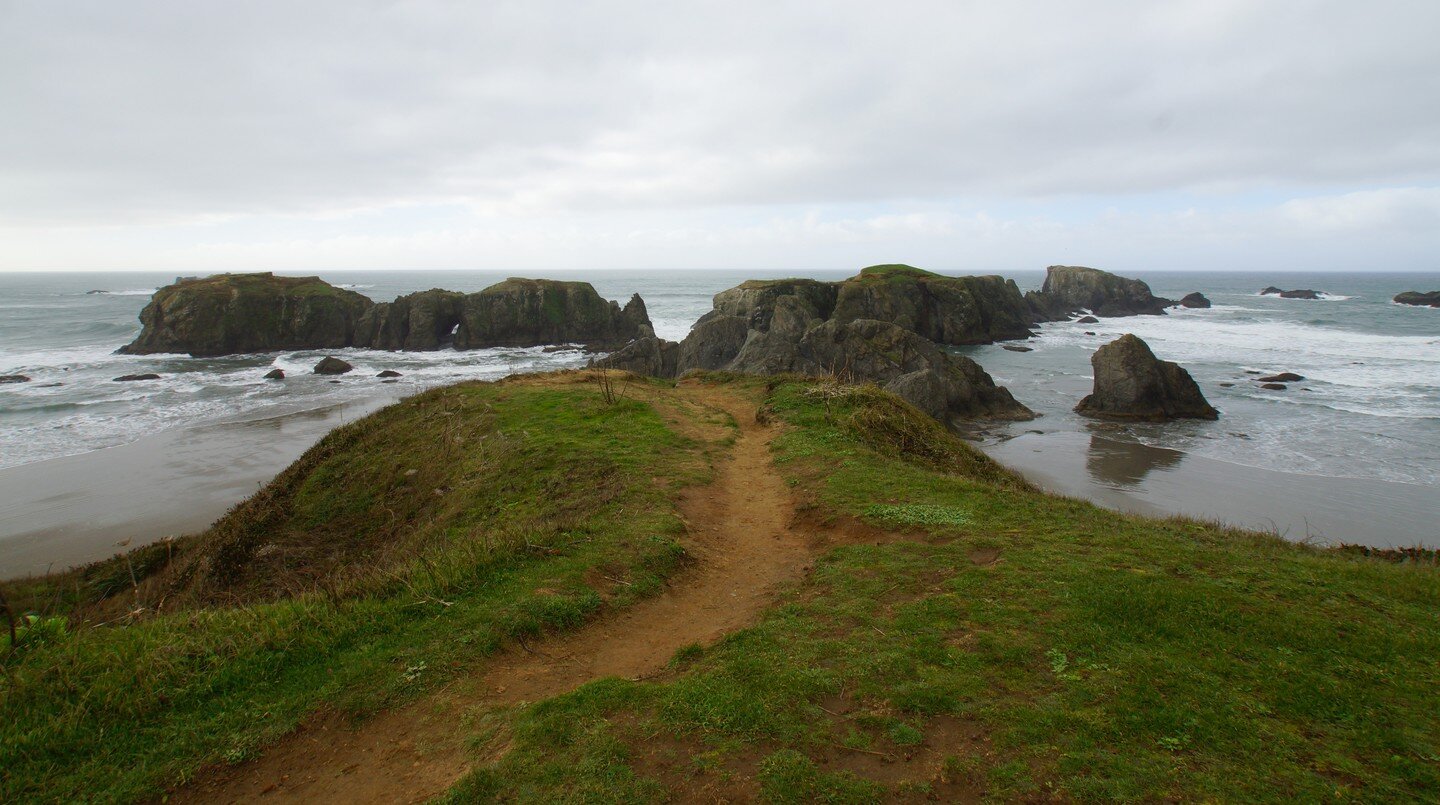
left=168, top=378, right=814, bottom=804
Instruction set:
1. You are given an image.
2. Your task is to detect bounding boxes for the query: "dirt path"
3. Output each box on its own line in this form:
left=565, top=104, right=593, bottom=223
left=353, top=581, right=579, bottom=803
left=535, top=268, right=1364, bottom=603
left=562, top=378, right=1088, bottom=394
left=172, top=381, right=813, bottom=804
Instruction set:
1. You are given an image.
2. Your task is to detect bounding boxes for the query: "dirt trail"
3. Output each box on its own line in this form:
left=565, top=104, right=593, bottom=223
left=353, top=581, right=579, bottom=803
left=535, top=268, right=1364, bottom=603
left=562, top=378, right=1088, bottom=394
left=172, top=381, right=812, bottom=804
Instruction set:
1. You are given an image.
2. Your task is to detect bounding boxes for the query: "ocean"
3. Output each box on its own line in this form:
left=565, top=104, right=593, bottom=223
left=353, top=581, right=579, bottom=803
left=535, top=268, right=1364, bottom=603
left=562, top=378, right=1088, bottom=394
left=1, top=268, right=1436, bottom=573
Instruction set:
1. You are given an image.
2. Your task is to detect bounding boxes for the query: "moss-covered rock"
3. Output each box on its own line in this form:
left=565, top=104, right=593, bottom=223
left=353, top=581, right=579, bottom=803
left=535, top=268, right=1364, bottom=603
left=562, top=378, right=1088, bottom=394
left=832, top=264, right=1034, bottom=344
left=454, top=278, right=653, bottom=349
left=119, top=273, right=373, bottom=357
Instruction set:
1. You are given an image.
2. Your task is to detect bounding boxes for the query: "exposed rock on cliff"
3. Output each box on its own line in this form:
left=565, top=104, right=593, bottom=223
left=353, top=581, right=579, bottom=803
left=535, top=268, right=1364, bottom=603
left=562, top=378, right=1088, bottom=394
left=592, top=336, right=679, bottom=378
left=454, top=279, right=653, bottom=350
left=119, top=273, right=373, bottom=357
left=1076, top=334, right=1218, bottom=421
left=1032, top=266, right=1172, bottom=317
left=1394, top=291, right=1440, bottom=308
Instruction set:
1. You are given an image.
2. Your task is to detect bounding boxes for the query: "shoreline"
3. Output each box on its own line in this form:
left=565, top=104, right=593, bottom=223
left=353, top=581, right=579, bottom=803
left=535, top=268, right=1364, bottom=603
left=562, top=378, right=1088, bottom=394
left=980, top=429, right=1436, bottom=549
left=0, top=393, right=406, bottom=577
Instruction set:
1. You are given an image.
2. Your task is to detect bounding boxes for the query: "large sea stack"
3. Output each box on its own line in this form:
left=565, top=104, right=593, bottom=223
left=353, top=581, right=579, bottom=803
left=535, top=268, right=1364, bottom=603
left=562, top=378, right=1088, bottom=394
left=119, top=273, right=373, bottom=357
left=120, top=273, right=655, bottom=356
left=1030, top=265, right=1173, bottom=319
left=595, top=265, right=1035, bottom=424
left=1076, top=334, right=1218, bottom=421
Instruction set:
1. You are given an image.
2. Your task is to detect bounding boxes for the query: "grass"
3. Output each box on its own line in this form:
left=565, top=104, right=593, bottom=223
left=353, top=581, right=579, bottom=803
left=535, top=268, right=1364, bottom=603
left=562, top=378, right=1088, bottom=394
left=438, top=376, right=1440, bottom=803
left=0, top=373, right=718, bottom=803
left=5, top=373, right=1436, bottom=802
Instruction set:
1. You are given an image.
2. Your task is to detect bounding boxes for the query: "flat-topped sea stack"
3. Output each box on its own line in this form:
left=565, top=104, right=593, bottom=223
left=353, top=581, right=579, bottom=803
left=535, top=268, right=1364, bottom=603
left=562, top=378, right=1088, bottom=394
left=1393, top=291, right=1440, bottom=308
left=1076, top=334, right=1218, bottom=421
left=1029, top=265, right=1173, bottom=319
left=118, top=273, right=373, bottom=357
left=120, top=273, right=654, bottom=356
left=595, top=265, right=1035, bottom=424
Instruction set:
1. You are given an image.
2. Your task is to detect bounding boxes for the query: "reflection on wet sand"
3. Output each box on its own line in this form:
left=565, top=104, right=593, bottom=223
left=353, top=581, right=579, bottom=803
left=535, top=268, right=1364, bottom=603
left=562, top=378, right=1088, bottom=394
left=1085, top=433, right=1184, bottom=487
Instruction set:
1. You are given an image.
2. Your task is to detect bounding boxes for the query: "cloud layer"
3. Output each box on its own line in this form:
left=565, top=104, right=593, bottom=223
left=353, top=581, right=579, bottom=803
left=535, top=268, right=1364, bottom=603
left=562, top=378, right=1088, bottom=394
left=2, top=1, right=1438, bottom=269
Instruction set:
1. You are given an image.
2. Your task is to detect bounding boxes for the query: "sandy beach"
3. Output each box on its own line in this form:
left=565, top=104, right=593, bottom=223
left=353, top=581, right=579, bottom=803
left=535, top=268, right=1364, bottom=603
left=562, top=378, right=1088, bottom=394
left=0, top=394, right=403, bottom=577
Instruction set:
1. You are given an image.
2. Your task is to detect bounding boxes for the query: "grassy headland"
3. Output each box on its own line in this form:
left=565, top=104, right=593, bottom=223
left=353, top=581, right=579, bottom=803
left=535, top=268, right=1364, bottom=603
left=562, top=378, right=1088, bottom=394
left=2, top=372, right=1436, bottom=802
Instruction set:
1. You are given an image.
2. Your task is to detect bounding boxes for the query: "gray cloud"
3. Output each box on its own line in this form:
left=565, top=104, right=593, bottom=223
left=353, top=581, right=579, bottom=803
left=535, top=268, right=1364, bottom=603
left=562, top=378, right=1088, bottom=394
left=2, top=0, right=1439, bottom=227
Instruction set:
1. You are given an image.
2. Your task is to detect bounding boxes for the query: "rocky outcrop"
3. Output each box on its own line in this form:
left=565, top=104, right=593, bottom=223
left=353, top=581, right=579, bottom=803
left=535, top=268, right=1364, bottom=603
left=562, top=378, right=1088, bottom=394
left=1031, top=266, right=1172, bottom=317
left=114, top=373, right=161, bottom=382
left=595, top=267, right=1036, bottom=424
left=1394, top=291, right=1440, bottom=308
left=376, top=370, right=402, bottom=378
left=1261, top=287, right=1324, bottom=300
left=121, top=273, right=656, bottom=356
left=1178, top=292, right=1211, bottom=309
left=119, top=273, right=373, bottom=357
left=829, top=265, right=1034, bottom=344
left=313, top=356, right=353, bottom=375
left=592, top=336, right=679, bottom=378
left=354, top=289, right=465, bottom=351
left=1257, top=372, right=1303, bottom=383
left=453, top=279, right=653, bottom=350
left=0, top=375, right=30, bottom=384
left=263, top=369, right=285, bottom=380
left=1076, top=334, right=1218, bottom=421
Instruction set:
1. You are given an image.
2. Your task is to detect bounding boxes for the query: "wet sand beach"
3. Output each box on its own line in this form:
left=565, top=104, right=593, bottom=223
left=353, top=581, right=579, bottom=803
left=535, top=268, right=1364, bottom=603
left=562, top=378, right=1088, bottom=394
left=0, top=394, right=403, bottom=577
left=982, top=429, right=1436, bottom=549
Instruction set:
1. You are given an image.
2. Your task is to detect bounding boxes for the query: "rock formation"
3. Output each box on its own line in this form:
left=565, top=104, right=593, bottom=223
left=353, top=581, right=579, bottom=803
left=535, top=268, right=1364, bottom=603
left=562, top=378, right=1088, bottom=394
left=120, top=273, right=655, bottom=356
left=313, top=356, right=353, bottom=375
left=1178, top=292, right=1211, bottom=309
left=1260, top=287, right=1324, bottom=300
left=263, top=369, right=285, bottom=380
left=594, top=266, right=1035, bottom=424
left=1030, top=266, right=1173, bottom=318
left=1075, top=334, right=1218, bottom=421
left=1394, top=291, right=1440, bottom=308
left=376, top=370, right=403, bottom=378
left=354, top=289, right=465, bottom=351
left=1256, top=372, right=1303, bottom=383
left=0, top=375, right=30, bottom=384
left=119, top=273, right=373, bottom=357
left=114, top=373, right=161, bottom=382
left=453, top=279, right=653, bottom=350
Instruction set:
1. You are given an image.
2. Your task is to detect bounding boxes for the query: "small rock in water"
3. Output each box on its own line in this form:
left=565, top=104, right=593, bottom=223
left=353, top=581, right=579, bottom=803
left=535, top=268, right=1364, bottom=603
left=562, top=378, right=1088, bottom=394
left=313, top=356, right=353, bottom=375
left=376, top=370, right=402, bottom=378
left=113, top=373, right=161, bottom=382
left=1002, top=344, right=1034, bottom=352
left=1257, top=372, right=1304, bottom=383
left=1178, top=292, right=1211, bottom=309
left=1244, top=370, right=1262, bottom=375
left=1084, top=331, right=1096, bottom=335
left=1077, top=315, right=1100, bottom=324
left=1260, top=383, right=1287, bottom=390
left=1218, top=382, right=1235, bottom=387
left=0, top=374, right=31, bottom=384
left=263, top=368, right=285, bottom=380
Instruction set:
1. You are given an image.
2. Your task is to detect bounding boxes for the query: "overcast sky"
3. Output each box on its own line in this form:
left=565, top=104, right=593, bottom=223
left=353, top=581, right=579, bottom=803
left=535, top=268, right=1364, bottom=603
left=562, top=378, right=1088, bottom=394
left=2, top=0, right=1438, bottom=272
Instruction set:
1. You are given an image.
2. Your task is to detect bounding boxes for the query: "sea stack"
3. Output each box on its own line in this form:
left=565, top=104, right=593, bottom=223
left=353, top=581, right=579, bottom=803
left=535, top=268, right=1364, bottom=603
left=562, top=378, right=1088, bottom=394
left=1031, top=265, right=1172, bottom=318
left=1393, top=291, right=1440, bottom=308
left=1076, top=334, right=1218, bottom=421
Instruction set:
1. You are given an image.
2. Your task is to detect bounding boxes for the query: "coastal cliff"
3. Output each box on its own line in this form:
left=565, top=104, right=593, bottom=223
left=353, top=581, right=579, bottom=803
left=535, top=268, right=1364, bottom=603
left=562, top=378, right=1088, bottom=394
left=121, top=273, right=654, bottom=355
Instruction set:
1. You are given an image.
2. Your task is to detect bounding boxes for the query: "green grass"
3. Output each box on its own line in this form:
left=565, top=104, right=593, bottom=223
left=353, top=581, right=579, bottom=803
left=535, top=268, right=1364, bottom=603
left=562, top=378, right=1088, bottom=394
left=439, top=377, right=1440, bottom=803
left=0, top=375, right=715, bottom=803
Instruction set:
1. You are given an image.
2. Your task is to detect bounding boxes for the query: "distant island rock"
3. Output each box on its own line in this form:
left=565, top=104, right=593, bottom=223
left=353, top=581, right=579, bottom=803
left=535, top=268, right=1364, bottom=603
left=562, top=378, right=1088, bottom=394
left=1178, top=292, right=1211, bottom=309
left=118, top=272, right=655, bottom=357
left=1075, top=334, right=1218, bottom=421
left=1393, top=291, right=1440, bottom=308
left=1260, top=287, right=1325, bottom=300
left=1027, top=265, right=1173, bottom=320
left=596, top=265, right=1035, bottom=424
